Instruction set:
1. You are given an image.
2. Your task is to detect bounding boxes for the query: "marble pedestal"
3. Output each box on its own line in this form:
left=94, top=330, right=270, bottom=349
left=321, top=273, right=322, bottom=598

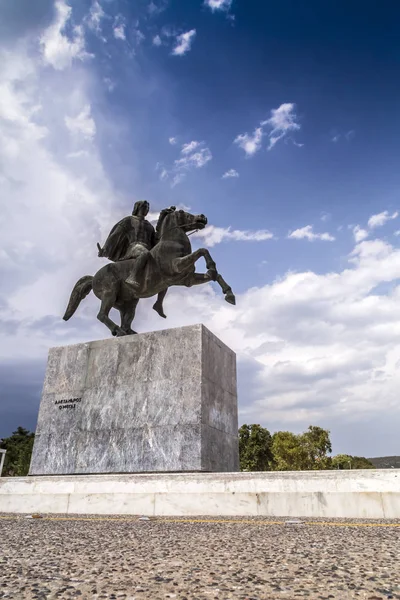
left=29, top=324, right=239, bottom=475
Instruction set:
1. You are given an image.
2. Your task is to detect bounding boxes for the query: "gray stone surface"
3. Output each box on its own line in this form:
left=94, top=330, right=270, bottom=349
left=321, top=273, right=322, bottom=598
left=29, top=324, right=239, bottom=475
left=2, top=514, right=400, bottom=600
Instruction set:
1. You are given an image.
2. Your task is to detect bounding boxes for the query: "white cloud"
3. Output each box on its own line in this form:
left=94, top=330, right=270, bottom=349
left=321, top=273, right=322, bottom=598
left=175, top=147, right=212, bottom=169
left=104, top=77, right=115, bottom=92
left=234, top=103, right=300, bottom=156
left=263, top=102, right=299, bottom=133
left=331, top=130, right=355, bottom=143
left=148, top=1, right=158, bottom=14
left=194, top=226, right=273, bottom=246
left=353, top=225, right=369, bottom=243
left=222, top=169, right=239, bottom=179
left=67, top=150, right=90, bottom=159
left=156, top=162, right=169, bottom=181
left=171, top=173, right=186, bottom=187
left=395, top=231, right=400, bottom=236
left=234, top=127, right=263, bottom=157
left=87, top=0, right=105, bottom=33
left=159, top=140, right=212, bottom=187
left=368, top=210, right=398, bottom=229
left=113, top=17, right=126, bottom=41
left=181, top=140, right=201, bottom=155
left=351, top=211, right=398, bottom=244
left=134, top=27, right=146, bottom=45
left=39, top=0, right=91, bottom=70
left=0, top=4, right=121, bottom=362
left=148, top=1, right=167, bottom=15
left=65, top=105, right=96, bottom=140
left=262, top=103, right=300, bottom=150
left=159, top=168, right=169, bottom=181
left=153, top=35, right=162, bottom=46
left=113, top=25, right=126, bottom=41
left=204, top=0, right=233, bottom=11
left=172, top=29, right=196, bottom=56
left=288, top=225, right=335, bottom=242
left=146, top=211, right=161, bottom=224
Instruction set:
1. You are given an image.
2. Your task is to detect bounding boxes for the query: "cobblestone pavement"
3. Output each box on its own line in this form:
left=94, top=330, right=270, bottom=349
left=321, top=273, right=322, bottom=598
left=0, top=515, right=399, bottom=600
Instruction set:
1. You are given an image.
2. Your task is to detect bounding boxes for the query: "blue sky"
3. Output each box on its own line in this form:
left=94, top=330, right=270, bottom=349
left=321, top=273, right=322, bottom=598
left=1, top=0, right=400, bottom=457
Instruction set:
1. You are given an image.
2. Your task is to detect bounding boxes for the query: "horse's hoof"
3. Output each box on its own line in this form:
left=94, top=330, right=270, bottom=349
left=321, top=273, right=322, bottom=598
left=225, top=292, right=236, bottom=305
left=153, top=302, right=167, bottom=318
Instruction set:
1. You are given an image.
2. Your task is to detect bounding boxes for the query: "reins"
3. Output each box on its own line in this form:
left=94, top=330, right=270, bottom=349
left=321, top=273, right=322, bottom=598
left=159, top=223, right=199, bottom=239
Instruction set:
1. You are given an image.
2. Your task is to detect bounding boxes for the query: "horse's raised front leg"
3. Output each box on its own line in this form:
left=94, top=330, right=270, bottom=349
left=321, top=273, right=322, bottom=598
left=173, top=249, right=236, bottom=305
left=215, top=273, right=236, bottom=305
left=97, top=293, right=125, bottom=337
left=172, top=248, right=215, bottom=274
left=184, top=273, right=235, bottom=305
left=185, top=273, right=213, bottom=285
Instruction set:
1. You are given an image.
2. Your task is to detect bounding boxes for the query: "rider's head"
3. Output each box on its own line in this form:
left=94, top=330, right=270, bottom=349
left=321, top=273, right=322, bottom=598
left=132, top=200, right=149, bottom=218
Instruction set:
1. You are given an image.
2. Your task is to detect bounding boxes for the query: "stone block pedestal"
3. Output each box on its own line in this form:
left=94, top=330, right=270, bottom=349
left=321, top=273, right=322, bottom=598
left=29, top=324, right=239, bottom=475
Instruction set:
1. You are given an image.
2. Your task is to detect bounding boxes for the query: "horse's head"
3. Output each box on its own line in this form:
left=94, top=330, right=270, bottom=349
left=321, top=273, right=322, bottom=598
left=160, top=208, right=207, bottom=237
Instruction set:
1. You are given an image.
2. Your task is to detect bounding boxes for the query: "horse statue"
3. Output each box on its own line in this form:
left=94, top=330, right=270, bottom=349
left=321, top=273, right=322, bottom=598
left=63, top=208, right=236, bottom=336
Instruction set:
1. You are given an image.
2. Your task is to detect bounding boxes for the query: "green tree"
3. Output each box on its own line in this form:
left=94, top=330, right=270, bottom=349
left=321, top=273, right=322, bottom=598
left=271, top=426, right=332, bottom=471
left=332, top=453, right=352, bottom=469
left=271, top=431, right=309, bottom=471
left=0, top=427, right=35, bottom=476
left=332, top=454, right=374, bottom=469
left=239, top=424, right=274, bottom=471
left=351, top=456, right=375, bottom=469
left=301, top=425, right=332, bottom=470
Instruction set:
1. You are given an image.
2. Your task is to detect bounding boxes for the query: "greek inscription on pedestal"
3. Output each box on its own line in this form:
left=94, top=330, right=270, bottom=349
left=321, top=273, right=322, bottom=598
left=54, top=398, right=82, bottom=410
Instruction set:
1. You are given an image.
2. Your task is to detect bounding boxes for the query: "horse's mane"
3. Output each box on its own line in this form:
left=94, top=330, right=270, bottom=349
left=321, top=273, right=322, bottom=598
left=156, top=207, right=175, bottom=237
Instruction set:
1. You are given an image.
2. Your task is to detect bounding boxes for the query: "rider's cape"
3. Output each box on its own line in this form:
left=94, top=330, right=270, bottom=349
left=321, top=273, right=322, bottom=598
left=100, top=216, right=158, bottom=262
left=100, top=217, right=134, bottom=262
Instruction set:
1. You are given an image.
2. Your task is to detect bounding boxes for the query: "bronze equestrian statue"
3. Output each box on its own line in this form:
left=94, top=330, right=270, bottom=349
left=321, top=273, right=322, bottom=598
left=63, top=204, right=235, bottom=336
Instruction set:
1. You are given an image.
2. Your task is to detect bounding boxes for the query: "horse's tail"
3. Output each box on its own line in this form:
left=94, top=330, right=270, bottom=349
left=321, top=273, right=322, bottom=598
left=63, top=276, right=93, bottom=321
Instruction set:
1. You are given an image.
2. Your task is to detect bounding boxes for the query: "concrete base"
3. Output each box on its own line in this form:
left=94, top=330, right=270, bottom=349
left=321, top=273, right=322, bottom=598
left=1, top=470, right=399, bottom=519
left=29, top=324, right=239, bottom=475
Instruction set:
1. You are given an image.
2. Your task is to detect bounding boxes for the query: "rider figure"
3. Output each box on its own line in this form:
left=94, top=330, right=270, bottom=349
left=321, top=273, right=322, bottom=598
left=97, top=200, right=174, bottom=317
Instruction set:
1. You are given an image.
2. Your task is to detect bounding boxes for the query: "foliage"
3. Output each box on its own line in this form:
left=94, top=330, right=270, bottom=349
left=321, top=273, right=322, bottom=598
left=239, top=422, right=375, bottom=472
left=332, top=454, right=374, bottom=469
left=271, top=431, right=309, bottom=471
left=301, top=425, right=332, bottom=470
left=331, top=454, right=353, bottom=469
left=238, top=424, right=274, bottom=471
left=238, top=424, right=333, bottom=472
left=271, top=426, right=332, bottom=471
left=0, top=427, right=35, bottom=476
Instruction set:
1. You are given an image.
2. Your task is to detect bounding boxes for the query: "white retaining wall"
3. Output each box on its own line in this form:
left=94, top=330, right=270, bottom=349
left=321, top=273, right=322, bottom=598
left=0, top=470, right=399, bottom=518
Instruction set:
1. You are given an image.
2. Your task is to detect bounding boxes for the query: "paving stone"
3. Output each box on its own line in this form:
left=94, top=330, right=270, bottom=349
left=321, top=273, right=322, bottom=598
left=0, top=515, right=399, bottom=599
